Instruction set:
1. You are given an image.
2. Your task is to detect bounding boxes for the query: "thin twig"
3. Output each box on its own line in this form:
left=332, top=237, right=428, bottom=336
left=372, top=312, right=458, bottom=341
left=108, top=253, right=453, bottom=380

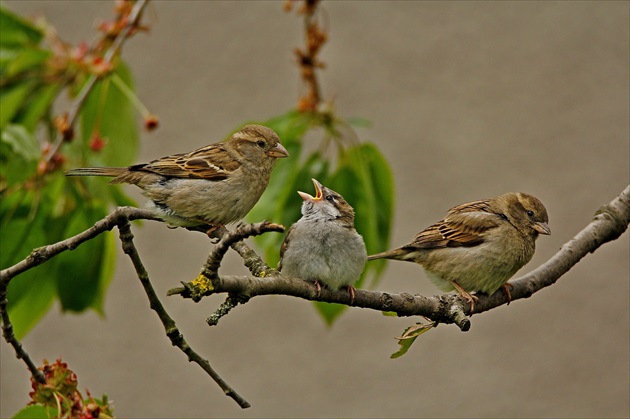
left=207, top=295, right=241, bottom=326
left=116, top=220, right=250, bottom=409
left=0, top=207, right=158, bottom=287
left=200, top=222, right=284, bottom=326
left=203, top=221, right=285, bottom=278
left=289, top=0, right=327, bottom=112
left=0, top=288, right=45, bottom=383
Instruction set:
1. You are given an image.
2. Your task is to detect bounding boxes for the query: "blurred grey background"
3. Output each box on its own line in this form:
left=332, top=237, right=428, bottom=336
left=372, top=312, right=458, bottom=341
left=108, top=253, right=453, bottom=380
left=1, top=1, right=628, bottom=418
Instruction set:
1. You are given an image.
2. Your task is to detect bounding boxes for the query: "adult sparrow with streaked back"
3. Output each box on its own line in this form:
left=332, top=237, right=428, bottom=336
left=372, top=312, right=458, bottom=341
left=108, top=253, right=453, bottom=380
left=278, top=178, right=367, bottom=301
left=368, top=192, right=550, bottom=311
left=66, top=124, right=288, bottom=228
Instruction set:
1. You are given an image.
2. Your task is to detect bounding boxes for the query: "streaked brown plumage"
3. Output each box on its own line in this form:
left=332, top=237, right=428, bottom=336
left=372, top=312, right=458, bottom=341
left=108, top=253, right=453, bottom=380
left=368, top=192, right=550, bottom=310
left=66, top=124, right=288, bottom=227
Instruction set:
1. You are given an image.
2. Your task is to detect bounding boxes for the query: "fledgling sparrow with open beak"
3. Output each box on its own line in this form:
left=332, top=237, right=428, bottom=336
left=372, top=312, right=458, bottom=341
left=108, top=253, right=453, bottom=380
left=66, top=124, right=288, bottom=228
left=278, top=178, right=367, bottom=301
left=368, top=192, right=550, bottom=311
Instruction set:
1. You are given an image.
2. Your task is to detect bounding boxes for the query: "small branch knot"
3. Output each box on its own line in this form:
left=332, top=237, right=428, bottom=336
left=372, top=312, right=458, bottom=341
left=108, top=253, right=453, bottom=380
left=184, top=275, right=216, bottom=303
left=381, top=293, right=393, bottom=310
left=595, top=203, right=629, bottom=241
left=448, top=304, right=471, bottom=332
left=28, top=248, right=47, bottom=265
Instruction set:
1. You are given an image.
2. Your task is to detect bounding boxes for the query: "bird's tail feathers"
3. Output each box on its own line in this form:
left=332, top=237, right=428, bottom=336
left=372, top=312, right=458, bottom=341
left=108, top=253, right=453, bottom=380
left=368, top=247, right=420, bottom=262
left=367, top=250, right=400, bottom=261
left=65, top=167, right=126, bottom=177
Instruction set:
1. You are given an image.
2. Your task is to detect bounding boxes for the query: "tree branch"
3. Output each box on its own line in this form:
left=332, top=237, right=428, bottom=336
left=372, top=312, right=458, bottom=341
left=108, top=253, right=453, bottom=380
left=287, top=0, right=327, bottom=112
left=202, top=222, right=285, bottom=281
left=0, top=207, right=158, bottom=287
left=170, top=185, right=630, bottom=330
left=169, top=222, right=285, bottom=325
left=0, top=288, right=45, bottom=384
left=116, top=219, right=250, bottom=408
left=0, top=206, right=250, bottom=409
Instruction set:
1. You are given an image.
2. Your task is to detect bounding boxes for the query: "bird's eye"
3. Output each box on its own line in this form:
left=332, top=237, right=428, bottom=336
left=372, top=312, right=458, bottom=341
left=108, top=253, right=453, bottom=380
left=256, top=140, right=265, bottom=148
left=527, top=210, right=535, bottom=217
left=326, top=195, right=334, bottom=202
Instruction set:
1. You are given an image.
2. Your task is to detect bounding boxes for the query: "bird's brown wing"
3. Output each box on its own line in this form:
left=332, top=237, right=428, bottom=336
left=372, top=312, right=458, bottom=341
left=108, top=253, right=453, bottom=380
left=131, top=144, right=241, bottom=180
left=410, top=209, right=501, bottom=249
left=447, top=198, right=494, bottom=215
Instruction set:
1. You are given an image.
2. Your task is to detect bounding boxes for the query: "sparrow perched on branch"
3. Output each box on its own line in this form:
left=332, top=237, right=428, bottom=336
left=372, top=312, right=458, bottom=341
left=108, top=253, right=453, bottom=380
left=66, top=124, right=288, bottom=228
left=368, top=192, right=550, bottom=311
left=278, top=178, right=367, bottom=300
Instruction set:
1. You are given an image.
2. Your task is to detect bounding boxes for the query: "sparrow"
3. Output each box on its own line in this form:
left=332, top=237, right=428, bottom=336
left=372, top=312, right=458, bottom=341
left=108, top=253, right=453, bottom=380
left=368, top=192, right=550, bottom=311
left=278, top=178, right=367, bottom=301
left=66, top=124, right=288, bottom=228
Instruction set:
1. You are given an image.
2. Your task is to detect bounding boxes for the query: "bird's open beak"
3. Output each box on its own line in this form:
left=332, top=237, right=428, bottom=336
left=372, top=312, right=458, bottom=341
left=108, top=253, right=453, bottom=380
left=298, top=178, right=324, bottom=202
left=266, top=143, right=289, bottom=158
left=533, top=222, right=551, bottom=235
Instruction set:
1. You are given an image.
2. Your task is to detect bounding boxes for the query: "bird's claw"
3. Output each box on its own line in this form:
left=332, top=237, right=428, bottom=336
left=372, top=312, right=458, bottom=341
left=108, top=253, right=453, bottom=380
left=502, top=282, right=514, bottom=305
left=345, top=285, right=356, bottom=304
left=313, top=279, right=322, bottom=298
left=451, top=281, right=478, bottom=313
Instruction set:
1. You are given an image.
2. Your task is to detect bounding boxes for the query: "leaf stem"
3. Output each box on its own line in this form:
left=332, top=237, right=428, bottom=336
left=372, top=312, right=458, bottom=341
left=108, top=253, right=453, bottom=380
left=110, top=72, right=151, bottom=117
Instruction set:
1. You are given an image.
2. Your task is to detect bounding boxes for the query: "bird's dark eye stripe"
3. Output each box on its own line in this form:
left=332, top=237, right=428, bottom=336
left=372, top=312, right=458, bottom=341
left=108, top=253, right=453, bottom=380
left=499, top=213, right=509, bottom=221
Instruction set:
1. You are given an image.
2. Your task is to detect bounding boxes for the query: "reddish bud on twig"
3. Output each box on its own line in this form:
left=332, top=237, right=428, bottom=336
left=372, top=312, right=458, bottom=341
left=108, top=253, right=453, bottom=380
left=71, top=41, right=89, bottom=62
left=89, top=135, right=107, bottom=152
left=53, top=113, right=74, bottom=142
left=144, top=114, right=159, bottom=131
left=90, top=56, right=114, bottom=76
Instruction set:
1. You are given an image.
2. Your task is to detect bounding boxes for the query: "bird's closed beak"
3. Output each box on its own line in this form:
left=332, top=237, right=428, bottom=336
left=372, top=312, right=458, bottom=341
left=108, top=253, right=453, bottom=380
left=267, top=143, right=289, bottom=158
left=533, top=222, right=551, bottom=235
left=298, top=178, right=324, bottom=202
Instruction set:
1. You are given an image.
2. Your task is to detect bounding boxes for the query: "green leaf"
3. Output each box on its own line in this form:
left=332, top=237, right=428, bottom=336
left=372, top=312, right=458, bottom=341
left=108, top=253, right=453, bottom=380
left=79, top=62, right=138, bottom=168
left=12, top=404, right=57, bottom=419
left=18, top=83, right=58, bottom=131
left=360, top=142, right=395, bottom=243
left=1, top=123, right=39, bottom=160
left=346, top=117, right=372, bottom=128
left=109, top=183, right=138, bottom=208
left=0, top=7, right=44, bottom=47
left=51, top=203, right=111, bottom=312
left=92, top=229, right=117, bottom=314
left=390, top=322, right=436, bottom=359
left=333, top=142, right=394, bottom=286
left=313, top=301, right=348, bottom=327
left=5, top=267, right=57, bottom=341
left=354, top=142, right=395, bottom=280
left=1, top=201, right=57, bottom=339
left=0, top=81, right=35, bottom=129
left=3, top=46, right=50, bottom=79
